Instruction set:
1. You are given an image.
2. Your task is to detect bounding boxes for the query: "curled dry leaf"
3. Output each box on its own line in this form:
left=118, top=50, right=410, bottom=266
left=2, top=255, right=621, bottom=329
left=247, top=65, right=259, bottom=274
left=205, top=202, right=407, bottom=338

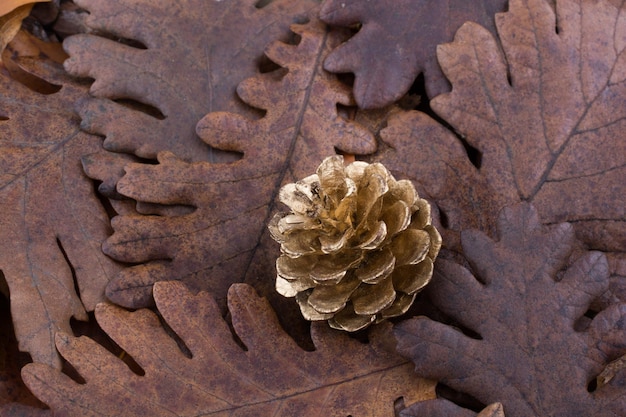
left=0, top=4, right=32, bottom=61
left=0, top=1, right=48, bottom=19
left=269, top=155, right=441, bottom=331
left=395, top=202, right=626, bottom=416
left=319, top=0, right=508, bottom=108
left=101, top=19, right=377, bottom=321
left=377, top=0, right=625, bottom=268
left=21, top=281, right=435, bottom=416
left=0, top=38, right=118, bottom=368
left=65, top=0, right=317, bottom=163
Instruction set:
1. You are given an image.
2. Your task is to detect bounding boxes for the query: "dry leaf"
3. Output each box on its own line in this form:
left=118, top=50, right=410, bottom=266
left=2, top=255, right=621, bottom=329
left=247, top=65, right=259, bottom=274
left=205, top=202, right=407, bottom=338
left=319, top=0, right=508, bottom=108
left=598, top=353, right=626, bottom=388
left=0, top=1, right=48, bottom=19
left=0, top=403, right=50, bottom=417
left=395, top=202, right=626, bottom=416
left=0, top=40, right=119, bottom=368
left=376, top=0, right=626, bottom=260
left=0, top=4, right=33, bottom=62
left=101, top=19, right=377, bottom=321
left=21, top=281, right=435, bottom=416
left=64, top=0, right=317, bottom=163
left=400, top=399, right=505, bottom=417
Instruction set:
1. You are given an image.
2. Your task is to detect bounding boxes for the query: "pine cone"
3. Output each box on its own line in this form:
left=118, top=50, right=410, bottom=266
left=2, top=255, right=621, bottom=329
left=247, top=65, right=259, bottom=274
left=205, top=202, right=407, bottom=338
left=268, top=156, right=441, bottom=331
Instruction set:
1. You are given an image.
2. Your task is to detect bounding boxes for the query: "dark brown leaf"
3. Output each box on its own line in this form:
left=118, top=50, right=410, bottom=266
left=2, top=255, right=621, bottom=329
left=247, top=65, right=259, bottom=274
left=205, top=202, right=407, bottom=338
left=319, top=0, right=508, bottom=108
left=64, top=0, right=317, bottom=163
left=400, top=399, right=505, bottom=417
left=0, top=35, right=119, bottom=368
left=22, top=281, right=435, bottom=416
left=376, top=0, right=626, bottom=274
left=0, top=403, right=51, bottom=417
left=395, top=202, right=626, bottom=416
left=101, top=19, right=377, bottom=318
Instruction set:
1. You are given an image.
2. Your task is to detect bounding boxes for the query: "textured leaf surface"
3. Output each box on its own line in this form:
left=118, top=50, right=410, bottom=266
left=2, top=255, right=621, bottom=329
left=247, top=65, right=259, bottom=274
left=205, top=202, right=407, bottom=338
left=102, top=20, right=377, bottom=317
left=64, top=0, right=317, bottom=162
left=377, top=0, right=626, bottom=258
left=0, top=295, right=44, bottom=410
left=400, top=400, right=505, bottom=417
left=0, top=4, right=32, bottom=59
left=0, top=1, right=47, bottom=18
left=0, top=37, right=118, bottom=368
left=22, top=281, right=435, bottom=416
left=319, top=0, right=508, bottom=108
left=395, top=203, right=626, bottom=416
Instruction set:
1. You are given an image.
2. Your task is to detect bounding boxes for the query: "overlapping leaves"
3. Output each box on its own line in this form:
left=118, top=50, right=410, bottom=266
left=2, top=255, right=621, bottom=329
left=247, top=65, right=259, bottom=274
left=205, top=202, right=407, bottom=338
left=1, top=0, right=626, bottom=414
left=66, top=0, right=317, bottom=161
left=21, top=281, right=435, bottom=416
left=396, top=203, right=626, bottom=416
left=376, top=0, right=626, bottom=271
left=0, top=35, right=118, bottom=368
left=100, top=19, right=377, bottom=314
left=319, top=0, right=508, bottom=107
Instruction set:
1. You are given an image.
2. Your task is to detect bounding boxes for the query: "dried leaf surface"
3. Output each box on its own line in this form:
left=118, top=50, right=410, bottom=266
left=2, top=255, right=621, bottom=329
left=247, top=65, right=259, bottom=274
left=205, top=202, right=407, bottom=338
left=102, top=20, right=377, bottom=313
left=0, top=40, right=119, bottom=367
left=0, top=4, right=32, bottom=60
left=0, top=1, right=47, bottom=18
left=377, top=0, right=626, bottom=256
left=0, top=403, right=50, bottom=417
left=400, top=399, right=505, bottom=417
left=395, top=203, right=626, bottom=416
left=319, top=0, right=508, bottom=108
left=22, top=281, right=435, bottom=416
left=64, top=0, right=317, bottom=162
left=0, top=296, right=44, bottom=410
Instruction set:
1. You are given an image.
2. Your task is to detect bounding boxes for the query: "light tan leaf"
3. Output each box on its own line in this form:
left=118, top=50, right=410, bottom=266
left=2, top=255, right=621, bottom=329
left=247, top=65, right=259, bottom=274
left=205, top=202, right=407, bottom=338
left=0, top=1, right=47, bottom=19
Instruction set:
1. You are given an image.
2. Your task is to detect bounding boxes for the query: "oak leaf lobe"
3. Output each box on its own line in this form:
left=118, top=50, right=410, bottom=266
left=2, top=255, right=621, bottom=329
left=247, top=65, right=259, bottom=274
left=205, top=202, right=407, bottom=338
left=102, top=19, right=377, bottom=316
left=65, top=0, right=318, bottom=162
left=376, top=0, right=626, bottom=262
left=395, top=203, right=626, bottom=416
left=319, top=0, right=508, bottom=108
left=22, top=281, right=435, bottom=416
left=0, top=36, right=118, bottom=368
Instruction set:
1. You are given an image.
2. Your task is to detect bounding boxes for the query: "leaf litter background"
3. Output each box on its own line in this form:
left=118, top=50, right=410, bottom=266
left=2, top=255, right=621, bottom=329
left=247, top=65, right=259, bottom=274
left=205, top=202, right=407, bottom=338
left=0, top=0, right=625, bottom=416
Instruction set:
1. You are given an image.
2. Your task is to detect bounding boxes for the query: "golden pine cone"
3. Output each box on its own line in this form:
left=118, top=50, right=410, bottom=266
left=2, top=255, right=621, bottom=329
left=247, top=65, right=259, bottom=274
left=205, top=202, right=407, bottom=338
left=268, top=156, right=441, bottom=331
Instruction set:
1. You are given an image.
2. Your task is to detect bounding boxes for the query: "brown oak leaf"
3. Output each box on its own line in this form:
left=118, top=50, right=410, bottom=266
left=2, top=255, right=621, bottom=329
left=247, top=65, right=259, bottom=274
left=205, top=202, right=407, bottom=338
left=21, top=281, right=435, bottom=416
left=0, top=36, right=119, bottom=368
left=401, top=400, right=505, bottom=417
left=319, top=0, right=508, bottom=108
left=376, top=0, right=625, bottom=270
left=64, top=0, right=317, bottom=162
left=101, top=19, right=377, bottom=323
left=395, top=202, right=626, bottom=416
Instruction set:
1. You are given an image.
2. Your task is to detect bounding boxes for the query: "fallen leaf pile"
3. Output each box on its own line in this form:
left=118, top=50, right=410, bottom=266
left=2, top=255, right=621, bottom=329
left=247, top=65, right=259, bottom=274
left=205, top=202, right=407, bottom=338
left=396, top=203, right=626, bottom=416
left=22, top=281, right=435, bottom=416
left=0, top=0, right=625, bottom=415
